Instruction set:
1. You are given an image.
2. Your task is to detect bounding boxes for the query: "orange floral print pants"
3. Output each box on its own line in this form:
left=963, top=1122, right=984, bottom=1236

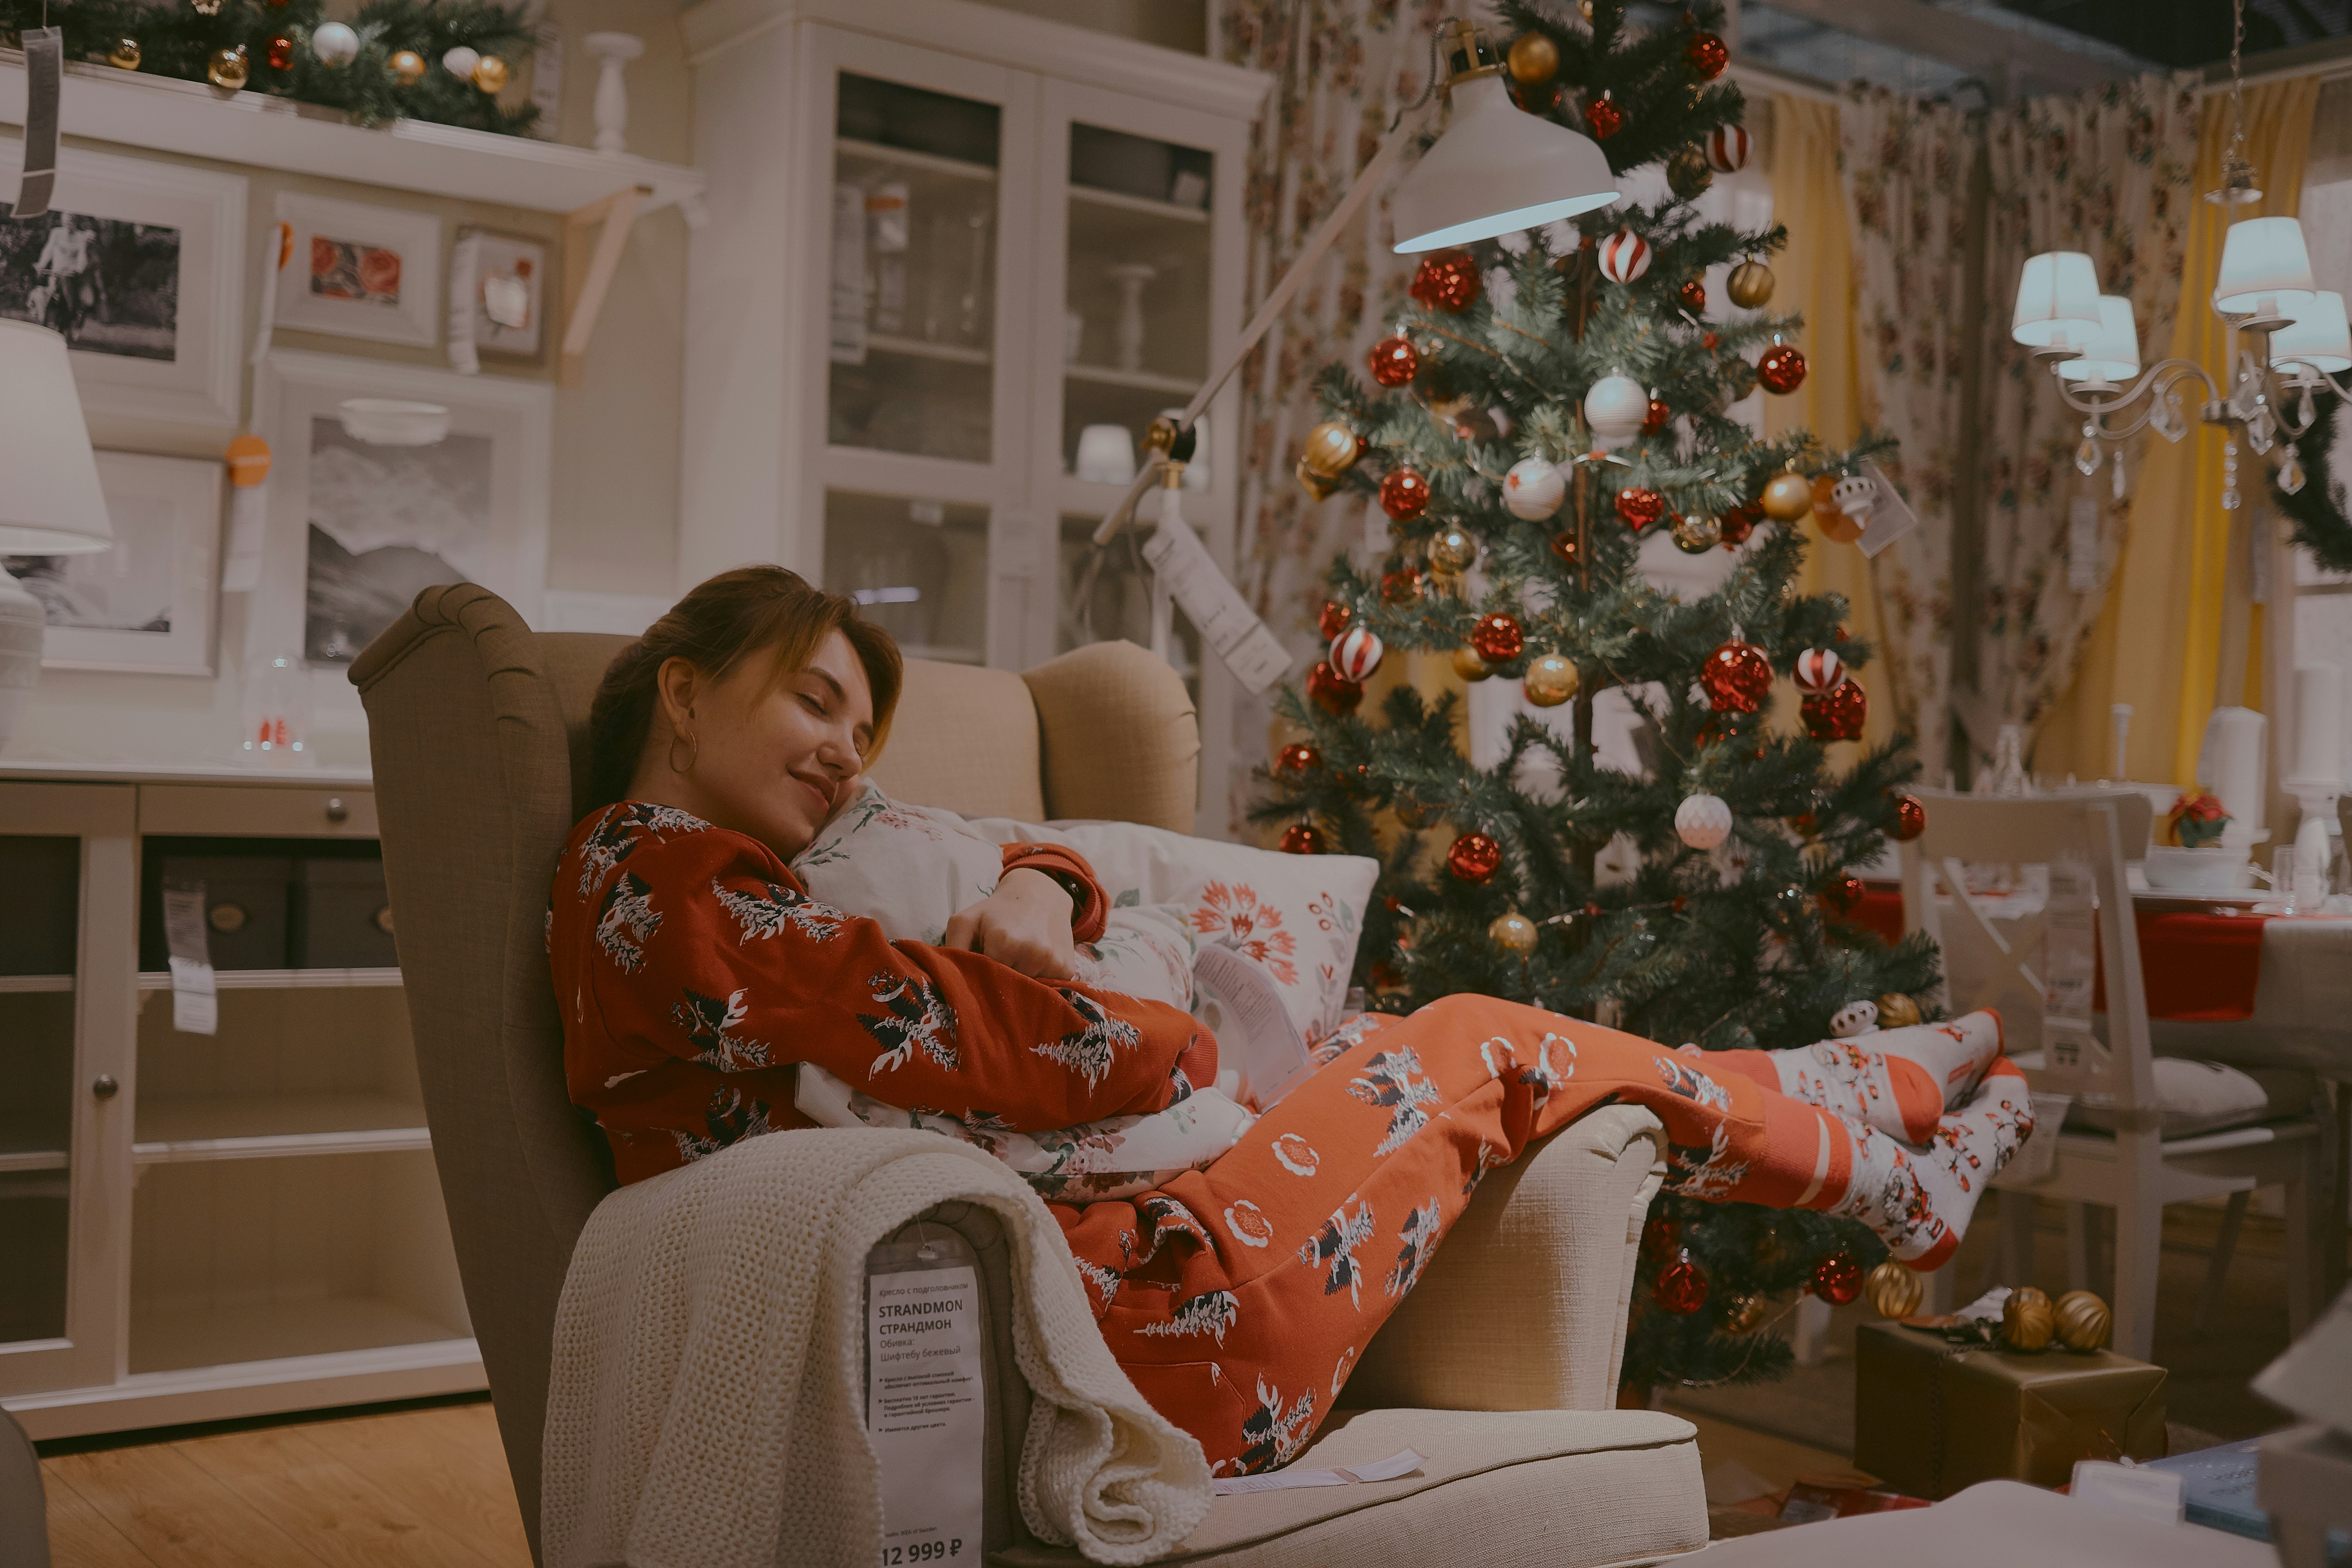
left=1050, top=993, right=2030, bottom=1475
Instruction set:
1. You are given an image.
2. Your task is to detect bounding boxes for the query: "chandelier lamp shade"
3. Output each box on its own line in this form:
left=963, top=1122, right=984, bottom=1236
left=2211, top=215, right=2316, bottom=324
left=2268, top=290, right=2352, bottom=375
left=2010, top=250, right=2104, bottom=352
left=2055, top=296, right=2142, bottom=386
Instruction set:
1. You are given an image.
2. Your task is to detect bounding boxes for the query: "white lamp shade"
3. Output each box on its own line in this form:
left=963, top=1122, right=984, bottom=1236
left=2213, top=216, right=2316, bottom=317
left=0, top=322, right=111, bottom=555
left=2270, top=289, right=2352, bottom=373
left=1390, top=74, right=1619, bottom=253
left=2056, top=295, right=2142, bottom=382
left=2010, top=250, right=2102, bottom=349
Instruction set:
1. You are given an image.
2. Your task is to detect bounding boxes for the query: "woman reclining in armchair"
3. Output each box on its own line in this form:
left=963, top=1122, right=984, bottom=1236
left=549, top=564, right=2031, bottom=1476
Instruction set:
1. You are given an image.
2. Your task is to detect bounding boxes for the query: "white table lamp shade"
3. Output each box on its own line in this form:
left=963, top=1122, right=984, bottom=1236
left=2011, top=251, right=2102, bottom=349
left=2056, top=295, right=2142, bottom=382
left=2269, top=289, right=2352, bottom=373
left=0, top=321, right=112, bottom=556
left=2213, top=215, right=2316, bottom=317
left=1390, top=73, right=1619, bottom=253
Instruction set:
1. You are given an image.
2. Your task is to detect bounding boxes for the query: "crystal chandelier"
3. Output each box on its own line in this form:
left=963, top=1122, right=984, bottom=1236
left=2010, top=0, right=2347, bottom=509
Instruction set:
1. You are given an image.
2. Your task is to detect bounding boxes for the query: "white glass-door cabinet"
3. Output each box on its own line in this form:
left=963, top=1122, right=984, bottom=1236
left=678, top=0, right=1271, bottom=833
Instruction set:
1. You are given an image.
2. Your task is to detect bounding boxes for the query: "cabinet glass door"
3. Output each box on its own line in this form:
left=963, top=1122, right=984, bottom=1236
left=827, top=74, right=1002, bottom=465
left=1058, top=513, right=1201, bottom=705
left=0, top=837, right=80, bottom=1352
left=824, top=489, right=991, bottom=666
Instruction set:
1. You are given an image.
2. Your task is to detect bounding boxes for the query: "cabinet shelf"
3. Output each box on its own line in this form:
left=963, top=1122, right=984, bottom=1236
left=136, top=966, right=404, bottom=993
left=130, top=1297, right=470, bottom=1377
left=862, top=332, right=994, bottom=367
left=838, top=136, right=998, bottom=183
left=133, top=1095, right=430, bottom=1165
left=0, top=1149, right=69, bottom=1174
left=0, top=975, right=72, bottom=994
left=1064, top=362, right=1200, bottom=396
left=1070, top=184, right=1209, bottom=224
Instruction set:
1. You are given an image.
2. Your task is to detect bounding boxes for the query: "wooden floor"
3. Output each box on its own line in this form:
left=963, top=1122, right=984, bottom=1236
left=40, top=1399, right=531, bottom=1568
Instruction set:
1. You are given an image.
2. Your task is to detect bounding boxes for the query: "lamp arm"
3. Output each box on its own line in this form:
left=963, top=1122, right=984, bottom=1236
left=2050, top=356, right=2220, bottom=442
left=1093, top=99, right=1438, bottom=545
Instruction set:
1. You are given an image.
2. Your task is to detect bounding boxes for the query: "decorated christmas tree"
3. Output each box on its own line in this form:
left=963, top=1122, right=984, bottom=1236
left=1252, top=2, right=1941, bottom=1394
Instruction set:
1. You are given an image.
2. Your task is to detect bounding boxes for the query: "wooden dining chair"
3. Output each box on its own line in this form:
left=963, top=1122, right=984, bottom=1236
left=1899, top=792, right=2323, bottom=1361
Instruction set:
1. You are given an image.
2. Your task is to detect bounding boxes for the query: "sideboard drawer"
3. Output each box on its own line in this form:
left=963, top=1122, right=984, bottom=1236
left=138, top=785, right=379, bottom=839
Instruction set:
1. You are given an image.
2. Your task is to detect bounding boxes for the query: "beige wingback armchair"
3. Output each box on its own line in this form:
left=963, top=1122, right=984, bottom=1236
left=353, top=584, right=1705, bottom=1568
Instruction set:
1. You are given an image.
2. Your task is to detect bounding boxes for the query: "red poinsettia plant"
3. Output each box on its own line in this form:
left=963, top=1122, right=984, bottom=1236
left=2167, top=790, right=2232, bottom=849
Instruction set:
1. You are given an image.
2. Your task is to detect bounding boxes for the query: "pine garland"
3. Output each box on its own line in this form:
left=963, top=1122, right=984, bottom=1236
left=2272, top=392, right=2352, bottom=576
left=2, top=0, right=538, bottom=134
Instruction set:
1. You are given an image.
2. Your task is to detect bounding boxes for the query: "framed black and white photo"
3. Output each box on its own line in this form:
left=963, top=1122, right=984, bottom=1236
left=273, top=193, right=443, bottom=348
left=0, top=146, right=245, bottom=427
left=0, top=452, right=222, bottom=675
left=251, top=352, right=549, bottom=695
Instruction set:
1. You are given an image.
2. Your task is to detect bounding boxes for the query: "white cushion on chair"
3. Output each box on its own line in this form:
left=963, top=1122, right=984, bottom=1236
left=2064, top=1058, right=2316, bottom=1138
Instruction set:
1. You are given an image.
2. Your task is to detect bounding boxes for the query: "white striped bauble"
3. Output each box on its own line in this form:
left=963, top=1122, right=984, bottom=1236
left=1705, top=126, right=1751, bottom=174
left=1675, top=792, right=1733, bottom=851
left=1793, top=646, right=1845, bottom=695
left=1597, top=227, right=1651, bottom=284
left=1331, top=625, right=1385, bottom=683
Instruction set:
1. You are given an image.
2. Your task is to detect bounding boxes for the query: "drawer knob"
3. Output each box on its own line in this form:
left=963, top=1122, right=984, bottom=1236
left=325, top=796, right=349, bottom=824
left=374, top=903, right=395, bottom=936
left=208, top=901, right=248, bottom=934
left=92, top=1074, right=118, bottom=1101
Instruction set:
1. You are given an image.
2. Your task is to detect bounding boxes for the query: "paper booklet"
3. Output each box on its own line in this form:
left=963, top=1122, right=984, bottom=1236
left=1191, top=944, right=1315, bottom=1112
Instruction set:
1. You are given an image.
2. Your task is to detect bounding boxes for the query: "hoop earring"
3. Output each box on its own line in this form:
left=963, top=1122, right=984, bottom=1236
left=667, top=728, right=700, bottom=775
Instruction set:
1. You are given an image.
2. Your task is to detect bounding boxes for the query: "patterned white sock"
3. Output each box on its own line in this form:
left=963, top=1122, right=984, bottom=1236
left=1868, top=1011, right=2006, bottom=1111
left=1763, top=1040, right=1943, bottom=1144
left=1826, top=1059, right=2035, bottom=1268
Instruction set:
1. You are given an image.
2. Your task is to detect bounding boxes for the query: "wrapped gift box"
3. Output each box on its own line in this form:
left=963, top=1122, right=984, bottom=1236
left=1854, top=1320, right=2167, bottom=1498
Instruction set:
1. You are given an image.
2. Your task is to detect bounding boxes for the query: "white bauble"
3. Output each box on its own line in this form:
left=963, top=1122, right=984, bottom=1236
left=1829, top=1000, right=1881, bottom=1038
left=311, top=21, right=361, bottom=65
left=1832, top=473, right=1879, bottom=520
left=443, top=44, right=482, bottom=78
left=1330, top=625, right=1384, bottom=683
left=1674, top=792, right=1733, bottom=850
left=1503, top=457, right=1565, bottom=521
left=1584, top=373, right=1648, bottom=448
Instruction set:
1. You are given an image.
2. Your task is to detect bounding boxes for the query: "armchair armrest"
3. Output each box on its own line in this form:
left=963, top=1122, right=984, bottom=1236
left=1343, top=1105, right=1665, bottom=1413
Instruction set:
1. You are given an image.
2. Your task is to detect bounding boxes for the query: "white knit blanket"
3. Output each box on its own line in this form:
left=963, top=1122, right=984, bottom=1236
left=542, top=1128, right=1212, bottom=1568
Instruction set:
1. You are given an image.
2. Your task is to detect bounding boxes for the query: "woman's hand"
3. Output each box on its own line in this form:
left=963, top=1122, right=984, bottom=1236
left=942, top=868, right=1077, bottom=979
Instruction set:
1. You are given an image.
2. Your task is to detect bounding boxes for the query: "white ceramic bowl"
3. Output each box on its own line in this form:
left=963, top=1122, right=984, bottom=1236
left=338, top=398, right=451, bottom=447
left=2144, top=844, right=2252, bottom=892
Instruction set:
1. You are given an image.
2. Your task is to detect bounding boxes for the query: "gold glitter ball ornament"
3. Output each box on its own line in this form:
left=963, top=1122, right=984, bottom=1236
left=472, top=54, right=510, bottom=92
left=1429, top=524, right=1478, bottom=578
left=1666, top=148, right=1713, bottom=201
left=1523, top=653, right=1580, bottom=708
left=1727, top=258, right=1776, bottom=309
left=1865, top=1258, right=1924, bottom=1320
left=1672, top=513, right=1722, bottom=553
left=206, top=45, right=249, bottom=89
left=1507, top=32, right=1559, bottom=84
left=1760, top=467, right=1815, bottom=523
left=1488, top=910, right=1539, bottom=954
left=1301, top=420, right=1361, bottom=479
left=390, top=49, right=427, bottom=85
left=2002, top=1285, right=2056, bottom=1351
left=2054, top=1289, right=2110, bottom=1351
left=1452, top=645, right=1493, bottom=682
left=107, top=36, right=141, bottom=68
left=1876, top=992, right=1923, bottom=1027
left=1723, top=1292, right=1767, bottom=1334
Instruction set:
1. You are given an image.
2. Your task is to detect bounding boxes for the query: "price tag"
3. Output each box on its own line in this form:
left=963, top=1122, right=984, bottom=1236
left=161, top=882, right=218, bottom=1037
left=867, top=1262, right=983, bottom=1565
left=2041, top=854, right=2098, bottom=1090
left=1141, top=514, right=1292, bottom=695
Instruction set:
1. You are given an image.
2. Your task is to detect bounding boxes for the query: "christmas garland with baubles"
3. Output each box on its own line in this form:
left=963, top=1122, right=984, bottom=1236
left=2273, top=392, right=2352, bottom=576
left=1, top=0, right=538, bottom=134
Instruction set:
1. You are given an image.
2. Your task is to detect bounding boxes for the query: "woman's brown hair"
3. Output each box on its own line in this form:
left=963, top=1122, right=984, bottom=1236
left=587, top=565, right=903, bottom=808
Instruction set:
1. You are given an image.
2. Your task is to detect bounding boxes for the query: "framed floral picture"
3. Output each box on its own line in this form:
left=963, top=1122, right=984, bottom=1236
left=0, top=451, right=222, bottom=675
left=0, top=144, right=246, bottom=427
left=273, top=193, right=442, bottom=348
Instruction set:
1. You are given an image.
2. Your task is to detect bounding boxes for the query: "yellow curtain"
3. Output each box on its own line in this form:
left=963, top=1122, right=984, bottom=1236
left=1762, top=93, right=1897, bottom=752
left=2038, top=77, right=2320, bottom=784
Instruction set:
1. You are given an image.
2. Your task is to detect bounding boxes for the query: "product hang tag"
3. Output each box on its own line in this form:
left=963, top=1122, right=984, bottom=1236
left=1141, top=513, right=1292, bottom=694
left=161, top=881, right=218, bottom=1036
left=867, top=1257, right=984, bottom=1563
left=15, top=29, right=63, bottom=221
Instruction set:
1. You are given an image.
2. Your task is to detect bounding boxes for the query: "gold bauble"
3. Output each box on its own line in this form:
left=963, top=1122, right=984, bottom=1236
left=1507, top=32, right=1559, bottom=84
left=1489, top=910, right=1540, bottom=954
left=107, top=36, right=142, bottom=68
left=206, top=45, right=250, bottom=89
left=2053, top=1289, right=2111, bottom=1351
left=1429, top=524, right=1478, bottom=578
left=2002, top=1286, right=2055, bottom=1351
left=1876, top=992, right=1923, bottom=1028
left=1722, top=1292, right=1768, bottom=1334
left=1452, top=645, right=1493, bottom=682
left=1296, top=457, right=1343, bottom=501
left=390, top=49, right=427, bottom=86
left=1865, top=1259, right=1924, bottom=1320
left=471, top=54, right=510, bottom=92
left=1302, top=419, right=1361, bottom=480
left=1671, top=513, right=1722, bottom=554
left=1726, top=258, right=1776, bottom=310
left=1523, top=653, right=1579, bottom=708
left=1666, top=148, right=1713, bottom=201
left=1760, top=468, right=1814, bottom=522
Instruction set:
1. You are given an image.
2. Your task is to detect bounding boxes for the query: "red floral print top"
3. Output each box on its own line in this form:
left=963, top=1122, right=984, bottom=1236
left=550, top=801, right=1217, bottom=1186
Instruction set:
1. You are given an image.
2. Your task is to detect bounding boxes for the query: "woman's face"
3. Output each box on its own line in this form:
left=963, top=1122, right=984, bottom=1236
left=658, top=629, right=874, bottom=858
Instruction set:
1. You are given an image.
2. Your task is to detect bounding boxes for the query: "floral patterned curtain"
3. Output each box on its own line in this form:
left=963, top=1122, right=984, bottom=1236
left=1978, top=75, right=2200, bottom=735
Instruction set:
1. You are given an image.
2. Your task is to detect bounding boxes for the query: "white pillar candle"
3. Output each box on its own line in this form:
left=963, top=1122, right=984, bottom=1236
left=2198, top=705, right=2267, bottom=840
left=2290, top=662, right=2344, bottom=785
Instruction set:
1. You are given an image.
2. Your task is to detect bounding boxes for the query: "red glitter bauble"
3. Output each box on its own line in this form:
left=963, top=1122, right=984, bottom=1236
left=1686, top=31, right=1729, bottom=80
left=1585, top=93, right=1623, bottom=139
left=1276, top=743, right=1323, bottom=777
left=1801, top=679, right=1868, bottom=742
left=1368, top=332, right=1421, bottom=387
left=1278, top=822, right=1326, bottom=854
left=1409, top=249, right=1482, bottom=314
left=1318, top=599, right=1353, bottom=642
left=1380, top=566, right=1425, bottom=604
left=1824, top=874, right=1865, bottom=915
left=1677, top=277, right=1706, bottom=314
left=1446, top=831, right=1503, bottom=884
left=1643, top=397, right=1672, bottom=436
left=1888, top=793, right=1927, bottom=843
left=1307, top=660, right=1364, bottom=715
left=1758, top=340, right=1809, bottom=395
left=1700, top=639, right=1774, bottom=714
left=1811, top=1249, right=1864, bottom=1306
left=1614, top=487, right=1666, bottom=531
left=266, top=34, right=295, bottom=68
left=1379, top=466, right=1432, bottom=521
left=1716, top=505, right=1759, bottom=548
left=1655, top=1251, right=1710, bottom=1315
left=1469, top=612, right=1525, bottom=664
